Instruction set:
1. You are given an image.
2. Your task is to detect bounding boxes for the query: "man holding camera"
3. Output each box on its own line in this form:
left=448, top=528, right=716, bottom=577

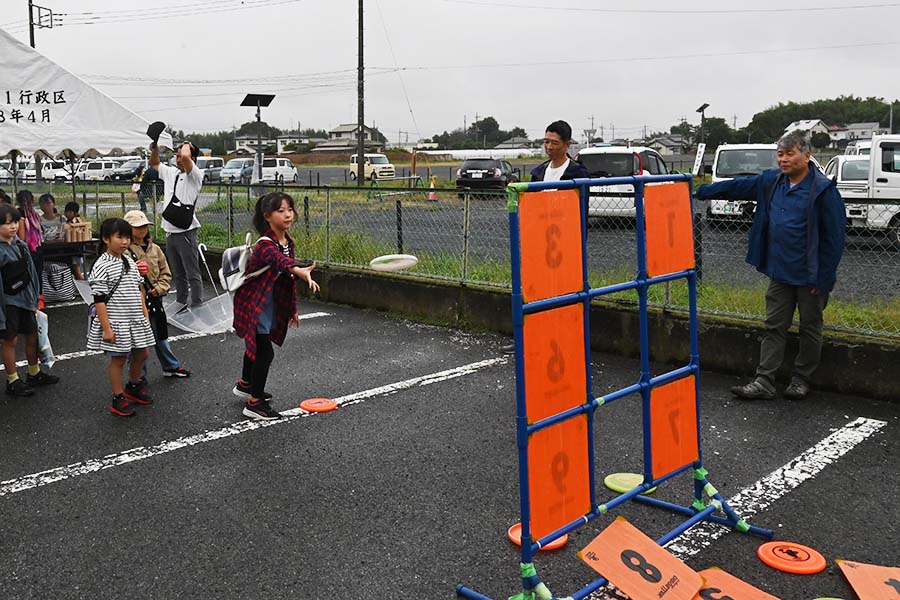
left=149, top=140, right=204, bottom=308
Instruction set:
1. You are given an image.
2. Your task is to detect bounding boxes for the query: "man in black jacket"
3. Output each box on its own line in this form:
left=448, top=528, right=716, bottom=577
left=530, top=120, right=589, bottom=182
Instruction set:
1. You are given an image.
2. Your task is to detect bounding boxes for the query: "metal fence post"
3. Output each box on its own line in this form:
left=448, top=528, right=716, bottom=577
left=120, top=191, right=126, bottom=213
left=304, top=195, right=310, bottom=238
left=694, top=211, right=704, bottom=284
left=94, top=182, right=99, bottom=223
left=227, top=184, right=234, bottom=246
left=396, top=198, right=403, bottom=253
left=462, top=192, right=471, bottom=282
left=325, top=187, right=331, bottom=263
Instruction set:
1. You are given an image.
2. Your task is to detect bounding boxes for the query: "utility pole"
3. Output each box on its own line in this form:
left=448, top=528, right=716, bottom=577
left=356, top=0, right=365, bottom=187
left=733, top=114, right=738, bottom=129
left=28, top=0, right=35, bottom=47
left=611, top=124, right=615, bottom=140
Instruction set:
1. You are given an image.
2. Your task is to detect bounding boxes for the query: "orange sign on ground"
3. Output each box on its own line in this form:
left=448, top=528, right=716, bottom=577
left=644, top=182, right=694, bottom=277
left=522, top=303, right=587, bottom=423
left=519, top=189, right=583, bottom=303
left=837, top=559, right=900, bottom=599
left=650, top=376, right=699, bottom=479
left=694, top=568, right=781, bottom=600
left=527, top=415, right=590, bottom=541
left=578, top=517, right=703, bottom=600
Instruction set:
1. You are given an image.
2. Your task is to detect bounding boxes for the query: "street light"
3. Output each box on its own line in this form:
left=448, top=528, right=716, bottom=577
left=240, top=93, right=276, bottom=182
left=696, top=102, right=710, bottom=145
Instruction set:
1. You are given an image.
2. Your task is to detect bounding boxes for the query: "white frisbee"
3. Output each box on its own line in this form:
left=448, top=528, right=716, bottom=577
left=369, top=254, right=419, bottom=272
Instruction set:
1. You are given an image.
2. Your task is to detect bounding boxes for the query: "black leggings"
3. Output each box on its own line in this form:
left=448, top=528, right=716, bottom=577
left=241, top=334, right=275, bottom=399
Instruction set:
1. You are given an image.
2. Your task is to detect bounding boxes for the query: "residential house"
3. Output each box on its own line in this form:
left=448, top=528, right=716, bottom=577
left=846, top=122, right=889, bottom=140
left=783, top=119, right=830, bottom=137
left=493, top=136, right=534, bottom=150
left=311, top=124, right=385, bottom=153
left=234, top=134, right=276, bottom=154
left=647, top=134, right=688, bottom=156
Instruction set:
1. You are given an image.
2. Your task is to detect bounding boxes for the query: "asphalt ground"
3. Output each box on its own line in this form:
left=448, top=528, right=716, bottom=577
left=0, top=295, right=897, bottom=600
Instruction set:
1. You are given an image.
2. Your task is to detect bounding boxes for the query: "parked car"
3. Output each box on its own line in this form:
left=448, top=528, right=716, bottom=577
left=574, top=146, right=670, bottom=218
left=260, top=157, right=298, bottom=183
left=74, top=159, right=118, bottom=181
left=455, top=158, right=519, bottom=191
left=706, top=143, right=824, bottom=221
left=349, top=153, right=395, bottom=180
left=20, top=160, right=71, bottom=182
left=111, top=159, right=147, bottom=181
left=825, top=141, right=900, bottom=247
left=845, top=140, right=872, bottom=156
left=222, top=158, right=255, bottom=184
left=196, top=156, right=225, bottom=182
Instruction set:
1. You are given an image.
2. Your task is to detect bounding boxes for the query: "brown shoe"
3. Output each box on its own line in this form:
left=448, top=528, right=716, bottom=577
left=783, top=379, right=810, bottom=400
left=730, top=380, right=775, bottom=400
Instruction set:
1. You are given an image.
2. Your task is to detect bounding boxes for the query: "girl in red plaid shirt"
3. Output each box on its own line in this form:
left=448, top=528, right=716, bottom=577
left=232, top=192, right=319, bottom=420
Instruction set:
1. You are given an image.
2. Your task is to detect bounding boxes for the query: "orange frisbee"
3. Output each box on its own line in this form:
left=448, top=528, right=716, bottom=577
left=757, top=541, right=826, bottom=575
left=299, top=397, right=338, bottom=413
left=507, top=522, right=568, bottom=551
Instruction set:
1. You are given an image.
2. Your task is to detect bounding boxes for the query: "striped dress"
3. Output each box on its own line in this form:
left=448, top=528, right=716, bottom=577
left=86, top=253, right=155, bottom=353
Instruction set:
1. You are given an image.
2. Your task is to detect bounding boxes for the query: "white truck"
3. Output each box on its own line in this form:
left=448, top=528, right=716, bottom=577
left=825, top=134, right=900, bottom=248
left=706, top=143, right=823, bottom=221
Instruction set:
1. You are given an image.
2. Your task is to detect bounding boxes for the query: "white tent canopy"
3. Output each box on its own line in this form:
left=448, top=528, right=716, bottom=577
left=0, top=27, right=173, bottom=158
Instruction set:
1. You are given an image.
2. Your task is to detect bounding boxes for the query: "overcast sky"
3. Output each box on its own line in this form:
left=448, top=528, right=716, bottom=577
left=3, top=0, right=899, bottom=144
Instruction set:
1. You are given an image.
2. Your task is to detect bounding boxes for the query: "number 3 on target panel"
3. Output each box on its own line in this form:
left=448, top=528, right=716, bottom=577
left=578, top=517, right=703, bottom=600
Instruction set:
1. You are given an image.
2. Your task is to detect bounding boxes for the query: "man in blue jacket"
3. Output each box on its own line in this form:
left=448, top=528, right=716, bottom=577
left=530, top=120, right=589, bottom=182
left=695, top=134, right=845, bottom=400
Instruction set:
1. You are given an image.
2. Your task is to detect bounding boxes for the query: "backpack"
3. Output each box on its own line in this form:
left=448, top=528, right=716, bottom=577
left=218, top=233, right=272, bottom=292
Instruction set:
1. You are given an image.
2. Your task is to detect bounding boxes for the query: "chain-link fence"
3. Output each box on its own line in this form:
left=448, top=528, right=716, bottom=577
left=7, top=179, right=898, bottom=340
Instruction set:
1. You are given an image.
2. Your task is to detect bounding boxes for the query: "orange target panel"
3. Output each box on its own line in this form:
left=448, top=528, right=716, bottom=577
left=650, top=376, right=699, bottom=479
left=644, top=182, right=694, bottom=277
left=523, top=303, right=587, bottom=424
left=519, top=189, right=583, bottom=303
left=528, top=415, right=591, bottom=542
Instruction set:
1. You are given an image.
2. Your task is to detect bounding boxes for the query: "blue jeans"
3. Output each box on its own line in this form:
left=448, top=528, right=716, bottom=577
left=152, top=338, right=183, bottom=372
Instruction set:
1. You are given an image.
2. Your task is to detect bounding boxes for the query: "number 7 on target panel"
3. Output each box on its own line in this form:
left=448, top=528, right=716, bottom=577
left=578, top=517, right=703, bottom=600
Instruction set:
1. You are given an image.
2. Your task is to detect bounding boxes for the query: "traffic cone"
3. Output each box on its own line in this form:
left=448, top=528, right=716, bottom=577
left=428, top=176, right=437, bottom=201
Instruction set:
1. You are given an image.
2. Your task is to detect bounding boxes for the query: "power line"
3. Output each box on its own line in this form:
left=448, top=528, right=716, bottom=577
left=436, top=0, right=900, bottom=14
left=384, top=40, right=900, bottom=71
left=57, top=0, right=306, bottom=27
left=373, top=0, right=420, bottom=139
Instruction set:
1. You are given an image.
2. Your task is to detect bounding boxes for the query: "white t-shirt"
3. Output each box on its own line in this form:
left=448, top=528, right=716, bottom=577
left=542, top=159, right=570, bottom=182
left=157, top=162, right=204, bottom=234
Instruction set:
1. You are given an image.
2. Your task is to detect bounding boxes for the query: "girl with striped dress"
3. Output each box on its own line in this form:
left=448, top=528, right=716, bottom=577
left=87, top=218, right=156, bottom=417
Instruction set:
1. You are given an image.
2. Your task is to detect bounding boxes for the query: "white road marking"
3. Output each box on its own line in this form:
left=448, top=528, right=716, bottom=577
left=587, top=416, right=887, bottom=600
left=43, top=300, right=84, bottom=309
left=1, top=312, right=332, bottom=371
left=0, top=356, right=507, bottom=497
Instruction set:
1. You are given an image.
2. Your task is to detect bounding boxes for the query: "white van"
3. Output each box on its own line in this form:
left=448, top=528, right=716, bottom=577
left=20, top=160, right=71, bottom=182
left=75, top=160, right=118, bottom=181
left=707, top=144, right=824, bottom=220
left=260, top=157, right=298, bottom=183
left=350, top=153, right=395, bottom=180
left=574, top=146, right=670, bottom=218
left=845, top=140, right=872, bottom=156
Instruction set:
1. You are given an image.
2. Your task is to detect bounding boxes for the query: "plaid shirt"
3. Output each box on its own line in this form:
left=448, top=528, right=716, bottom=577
left=232, top=230, right=298, bottom=359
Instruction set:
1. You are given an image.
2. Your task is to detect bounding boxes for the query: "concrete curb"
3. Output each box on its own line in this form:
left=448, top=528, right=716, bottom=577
left=194, top=248, right=898, bottom=402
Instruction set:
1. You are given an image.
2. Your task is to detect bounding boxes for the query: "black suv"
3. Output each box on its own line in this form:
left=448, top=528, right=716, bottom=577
left=455, top=158, right=519, bottom=190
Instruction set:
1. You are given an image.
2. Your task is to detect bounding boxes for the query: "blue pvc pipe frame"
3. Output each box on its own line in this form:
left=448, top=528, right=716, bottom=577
left=457, top=174, right=773, bottom=600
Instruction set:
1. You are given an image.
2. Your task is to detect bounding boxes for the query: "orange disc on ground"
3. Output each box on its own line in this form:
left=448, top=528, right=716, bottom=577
left=757, top=541, right=826, bottom=574
left=299, top=397, right=338, bottom=412
left=507, top=522, right=567, bottom=551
